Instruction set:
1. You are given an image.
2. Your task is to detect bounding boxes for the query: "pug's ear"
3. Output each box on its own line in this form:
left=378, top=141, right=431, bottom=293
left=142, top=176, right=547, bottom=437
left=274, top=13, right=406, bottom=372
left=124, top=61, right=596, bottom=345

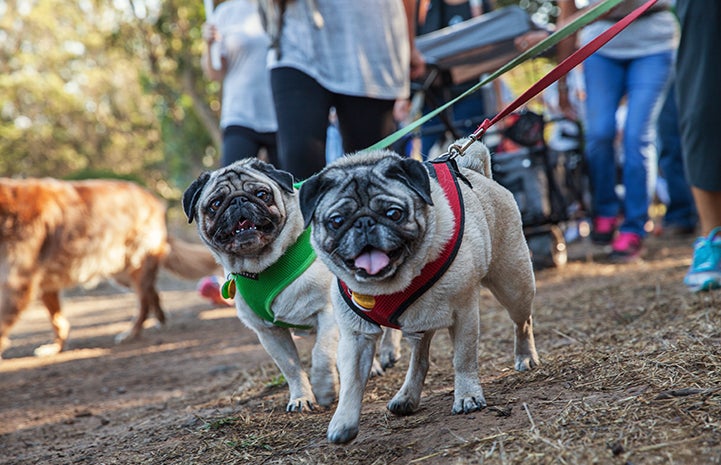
left=250, top=159, right=295, bottom=194
left=182, top=172, right=211, bottom=224
left=298, top=174, right=330, bottom=229
left=385, top=158, right=433, bottom=205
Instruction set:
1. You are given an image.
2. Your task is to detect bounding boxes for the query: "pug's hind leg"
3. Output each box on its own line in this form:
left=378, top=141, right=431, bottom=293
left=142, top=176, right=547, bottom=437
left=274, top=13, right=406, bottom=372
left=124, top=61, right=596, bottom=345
left=310, top=307, right=339, bottom=407
left=483, top=276, right=540, bottom=372
left=327, top=329, right=378, bottom=444
left=254, top=325, right=316, bottom=412
left=379, top=327, right=402, bottom=369
left=387, top=330, right=434, bottom=416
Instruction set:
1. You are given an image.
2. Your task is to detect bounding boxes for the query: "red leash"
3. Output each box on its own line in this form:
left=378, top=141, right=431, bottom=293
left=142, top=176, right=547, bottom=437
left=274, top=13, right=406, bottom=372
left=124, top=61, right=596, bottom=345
left=450, top=0, right=659, bottom=156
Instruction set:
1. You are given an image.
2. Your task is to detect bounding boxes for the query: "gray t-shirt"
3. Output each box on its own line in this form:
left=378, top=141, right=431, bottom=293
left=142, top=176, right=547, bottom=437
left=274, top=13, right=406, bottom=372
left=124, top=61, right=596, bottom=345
left=269, top=0, right=410, bottom=100
left=212, top=0, right=277, bottom=132
left=579, top=0, right=679, bottom=59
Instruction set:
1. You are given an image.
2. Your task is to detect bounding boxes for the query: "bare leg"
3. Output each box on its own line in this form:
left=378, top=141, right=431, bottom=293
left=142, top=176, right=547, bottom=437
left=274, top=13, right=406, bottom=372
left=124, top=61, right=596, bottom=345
left=691, top=187, right=721, bottom=236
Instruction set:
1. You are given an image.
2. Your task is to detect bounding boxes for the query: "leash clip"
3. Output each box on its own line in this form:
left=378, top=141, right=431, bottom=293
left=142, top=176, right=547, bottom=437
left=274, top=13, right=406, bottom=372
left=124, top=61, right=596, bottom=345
left=447, top=118, right=491, bottom=159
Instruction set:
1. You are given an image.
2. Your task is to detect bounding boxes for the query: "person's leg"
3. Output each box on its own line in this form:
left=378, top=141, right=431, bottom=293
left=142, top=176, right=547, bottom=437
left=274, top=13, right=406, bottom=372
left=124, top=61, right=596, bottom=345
left=333, top=95, right=396, bottom=153
left=657, top=83, right=697, bottom=233
left=619, top=51, right=673, bottom=238
left=582, top=53, right=626, bottom=241
left=222, top=126, right=263, bottom=167
left=676, top=0, right=721, bottom=291
left=271, top=67, right=333, bottom=180
left=257, top=131, right=279, bottom=167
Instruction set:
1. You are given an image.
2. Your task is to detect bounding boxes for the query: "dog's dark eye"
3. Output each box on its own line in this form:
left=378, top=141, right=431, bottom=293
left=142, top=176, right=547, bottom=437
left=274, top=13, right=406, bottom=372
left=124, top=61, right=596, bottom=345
left=327, top=214, right=345, bottom=230
left=208, top=198, right=222, bottom=214
left=255, top=189, right=272, bottom=204
left=385, top=208, right=403, bottom=222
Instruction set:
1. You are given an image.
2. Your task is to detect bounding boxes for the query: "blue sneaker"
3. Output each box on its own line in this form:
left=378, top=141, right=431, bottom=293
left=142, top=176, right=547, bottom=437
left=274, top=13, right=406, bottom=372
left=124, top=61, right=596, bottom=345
left=684, top=227, right=721, bottom=292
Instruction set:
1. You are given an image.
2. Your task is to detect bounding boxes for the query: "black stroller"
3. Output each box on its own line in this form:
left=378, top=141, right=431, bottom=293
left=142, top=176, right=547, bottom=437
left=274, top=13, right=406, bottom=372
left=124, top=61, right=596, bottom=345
left=414, top=6, right=588, bottom=269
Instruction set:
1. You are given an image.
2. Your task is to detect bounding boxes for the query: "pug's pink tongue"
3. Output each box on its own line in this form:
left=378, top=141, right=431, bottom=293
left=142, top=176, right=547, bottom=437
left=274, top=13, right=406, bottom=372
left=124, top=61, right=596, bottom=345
left=354, top=249, right=390, bottom=275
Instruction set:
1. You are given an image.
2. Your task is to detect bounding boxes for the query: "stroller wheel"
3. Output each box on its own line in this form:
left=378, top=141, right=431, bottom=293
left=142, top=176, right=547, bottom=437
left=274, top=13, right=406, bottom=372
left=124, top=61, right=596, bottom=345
left=527, top=225, right=567, bottom=270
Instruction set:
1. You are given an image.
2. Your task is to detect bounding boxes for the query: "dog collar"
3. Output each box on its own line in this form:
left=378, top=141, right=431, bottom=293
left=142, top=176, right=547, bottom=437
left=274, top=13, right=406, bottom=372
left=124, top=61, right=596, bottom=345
left=222, top=227, right=315, bottom=330
left=338, top=160, right=465, bottom=329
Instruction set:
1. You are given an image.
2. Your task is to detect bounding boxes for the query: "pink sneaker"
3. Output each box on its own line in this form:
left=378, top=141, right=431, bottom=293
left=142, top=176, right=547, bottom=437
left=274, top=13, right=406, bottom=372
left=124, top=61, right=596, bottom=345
left=609, top=232, right=642, bottom=262
left=198, top=276, right=233, bottom=307
left=591, top=216, right=617, bottom=245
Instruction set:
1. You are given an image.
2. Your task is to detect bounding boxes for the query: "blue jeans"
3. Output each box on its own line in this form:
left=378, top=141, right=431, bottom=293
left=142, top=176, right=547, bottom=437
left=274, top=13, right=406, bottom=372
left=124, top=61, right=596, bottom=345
left=657, top=83, right=697, bottom=229
left=583, top=51, right=673, bottom=237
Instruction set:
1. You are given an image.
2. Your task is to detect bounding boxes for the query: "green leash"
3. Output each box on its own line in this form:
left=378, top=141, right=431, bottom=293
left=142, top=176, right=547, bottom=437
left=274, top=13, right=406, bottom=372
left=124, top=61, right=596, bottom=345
left=222, top=227, right=316, bottom=330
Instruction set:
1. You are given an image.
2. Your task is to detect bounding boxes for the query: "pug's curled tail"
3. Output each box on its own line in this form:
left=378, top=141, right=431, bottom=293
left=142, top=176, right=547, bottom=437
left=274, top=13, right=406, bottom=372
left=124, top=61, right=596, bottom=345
left=451, top=138, right=492, bottom=178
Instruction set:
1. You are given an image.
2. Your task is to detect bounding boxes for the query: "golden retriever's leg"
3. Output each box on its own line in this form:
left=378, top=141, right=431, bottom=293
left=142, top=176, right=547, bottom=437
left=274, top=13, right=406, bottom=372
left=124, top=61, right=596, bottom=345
left=115, top=258, right=164, bottom=344
left=33, top=291, right=70, bottom=357
left=387, top=330, right=434, bottom=416
left=0, top=282, right=35, bottom=358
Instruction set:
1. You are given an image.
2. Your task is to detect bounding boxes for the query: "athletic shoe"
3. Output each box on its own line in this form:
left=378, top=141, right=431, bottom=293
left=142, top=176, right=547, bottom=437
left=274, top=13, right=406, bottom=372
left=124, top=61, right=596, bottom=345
left=198, top=275, right=233, bottom=306
left=683, top=227, right=721, bottom=292
left=591, top=216, right=617, bottom=245
left=609, top=231, right=642, bottom=262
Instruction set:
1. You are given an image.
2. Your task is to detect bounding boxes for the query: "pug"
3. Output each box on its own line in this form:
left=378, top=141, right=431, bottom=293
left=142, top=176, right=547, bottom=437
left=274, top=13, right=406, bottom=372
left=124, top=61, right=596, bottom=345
left=299, top=139, right=540, bottom=443
left=182, top=159, right=400, bottom=412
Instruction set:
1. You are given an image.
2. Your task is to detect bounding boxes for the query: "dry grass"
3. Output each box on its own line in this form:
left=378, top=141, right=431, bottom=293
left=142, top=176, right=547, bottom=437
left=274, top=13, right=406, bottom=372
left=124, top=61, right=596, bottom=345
left=2, top=235, right=719, bottom=465
left=157, top=237, right=721, bottom=465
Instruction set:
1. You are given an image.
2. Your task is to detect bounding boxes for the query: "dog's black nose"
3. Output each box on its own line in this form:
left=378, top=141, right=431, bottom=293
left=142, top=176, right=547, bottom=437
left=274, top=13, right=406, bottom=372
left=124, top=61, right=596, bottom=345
left=354, top=216, right=376, bottom=231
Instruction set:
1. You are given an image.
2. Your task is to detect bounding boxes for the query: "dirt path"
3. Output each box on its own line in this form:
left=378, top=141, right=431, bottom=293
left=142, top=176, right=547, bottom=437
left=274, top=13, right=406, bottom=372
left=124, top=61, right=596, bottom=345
left=2, top=235, right=719, bottom=464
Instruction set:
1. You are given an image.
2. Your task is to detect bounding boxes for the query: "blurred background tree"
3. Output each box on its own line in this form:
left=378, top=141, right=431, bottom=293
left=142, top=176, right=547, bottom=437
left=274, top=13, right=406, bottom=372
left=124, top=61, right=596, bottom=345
left=0, top=0, right=557, bottom=202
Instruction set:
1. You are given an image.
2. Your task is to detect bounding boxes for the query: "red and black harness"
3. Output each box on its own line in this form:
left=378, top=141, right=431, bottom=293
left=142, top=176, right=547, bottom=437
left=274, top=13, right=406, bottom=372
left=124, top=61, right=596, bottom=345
left=338, top=158, right=467, bottom=329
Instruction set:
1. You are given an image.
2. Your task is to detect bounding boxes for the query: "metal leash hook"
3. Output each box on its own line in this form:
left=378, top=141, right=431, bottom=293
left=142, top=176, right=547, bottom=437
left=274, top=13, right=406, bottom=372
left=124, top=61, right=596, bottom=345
left=447, top=118, right=492, bottom=159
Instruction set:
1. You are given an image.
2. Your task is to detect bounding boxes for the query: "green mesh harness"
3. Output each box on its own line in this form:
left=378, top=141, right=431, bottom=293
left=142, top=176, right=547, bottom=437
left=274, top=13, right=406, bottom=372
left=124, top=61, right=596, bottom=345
left=221, top=227, right=315, bottom=330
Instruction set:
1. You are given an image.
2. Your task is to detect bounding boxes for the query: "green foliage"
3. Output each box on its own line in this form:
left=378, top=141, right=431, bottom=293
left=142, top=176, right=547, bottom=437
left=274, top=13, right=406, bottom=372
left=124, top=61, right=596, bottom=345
left=0, top=0, right=220, bottom=199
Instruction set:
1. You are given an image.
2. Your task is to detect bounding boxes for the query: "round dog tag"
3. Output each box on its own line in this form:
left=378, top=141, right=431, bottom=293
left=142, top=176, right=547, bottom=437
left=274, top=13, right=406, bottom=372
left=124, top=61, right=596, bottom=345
left=351, top=292, right=375, bottom=310
left=221, top=279, right=236, bottom=299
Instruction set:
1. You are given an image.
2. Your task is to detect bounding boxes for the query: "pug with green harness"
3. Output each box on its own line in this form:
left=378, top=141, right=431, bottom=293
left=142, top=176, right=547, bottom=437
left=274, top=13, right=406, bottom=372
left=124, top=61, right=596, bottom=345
left=183, top=158, right=399, bottom=412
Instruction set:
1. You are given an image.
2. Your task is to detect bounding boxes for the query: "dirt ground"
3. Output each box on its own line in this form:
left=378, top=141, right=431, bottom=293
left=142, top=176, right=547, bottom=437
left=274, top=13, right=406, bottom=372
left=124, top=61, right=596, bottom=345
left=1, top=230, right=720, bottom=465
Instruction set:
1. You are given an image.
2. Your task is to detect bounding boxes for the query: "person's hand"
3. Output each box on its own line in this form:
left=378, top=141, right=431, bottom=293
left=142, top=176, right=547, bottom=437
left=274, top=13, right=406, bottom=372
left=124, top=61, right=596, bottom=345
left=558, top=83, right=578, bottom=120
left=202, top=23, right=220, bottom=44
left=409, top=46, right=426, bottom=80
left=514, top=30, right=549, bottom=52
left=393, top=99, right=411, bottom=123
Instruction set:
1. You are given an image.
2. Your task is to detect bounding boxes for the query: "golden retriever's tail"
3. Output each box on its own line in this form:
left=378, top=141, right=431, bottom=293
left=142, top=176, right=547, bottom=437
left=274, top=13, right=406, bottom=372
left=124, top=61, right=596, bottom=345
left=162, top=236, right=222, bottom=280
left=451, top=138, right=492, bottom=178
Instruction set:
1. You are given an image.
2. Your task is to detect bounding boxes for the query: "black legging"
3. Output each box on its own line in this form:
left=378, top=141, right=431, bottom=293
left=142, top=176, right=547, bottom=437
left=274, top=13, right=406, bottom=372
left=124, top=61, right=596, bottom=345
left=270, top=66, right=397, bottom=180
left=222, top=125, right=278, bottom=167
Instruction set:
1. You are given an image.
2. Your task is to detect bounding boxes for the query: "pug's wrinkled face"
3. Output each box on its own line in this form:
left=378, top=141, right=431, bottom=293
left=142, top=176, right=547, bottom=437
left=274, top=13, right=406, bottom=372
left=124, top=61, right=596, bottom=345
left=300, top=152, right=433, bottom=285
left=183, top=159, right=295, bottom=258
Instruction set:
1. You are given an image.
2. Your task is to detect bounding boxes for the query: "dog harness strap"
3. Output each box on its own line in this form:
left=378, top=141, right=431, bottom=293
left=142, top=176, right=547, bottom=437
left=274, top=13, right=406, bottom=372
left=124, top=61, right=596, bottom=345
left=228, top=227, right=315, bottom=330
left=339, top=161, right=465, bottom=329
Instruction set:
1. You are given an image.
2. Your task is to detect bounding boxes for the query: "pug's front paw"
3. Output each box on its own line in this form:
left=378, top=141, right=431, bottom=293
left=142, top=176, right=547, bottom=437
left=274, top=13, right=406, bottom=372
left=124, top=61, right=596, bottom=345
left=286, top=397, right=316, bottom=413
left=327, top=419, right=359, bottom=444
left=452, top=394, right=486, bottom=414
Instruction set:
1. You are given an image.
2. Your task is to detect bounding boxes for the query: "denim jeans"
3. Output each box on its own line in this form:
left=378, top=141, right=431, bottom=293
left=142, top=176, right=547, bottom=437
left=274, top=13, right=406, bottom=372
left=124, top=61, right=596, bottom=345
left=583, top=51, right=673, bottom=237
left=657, top=83, right=697, bottom=229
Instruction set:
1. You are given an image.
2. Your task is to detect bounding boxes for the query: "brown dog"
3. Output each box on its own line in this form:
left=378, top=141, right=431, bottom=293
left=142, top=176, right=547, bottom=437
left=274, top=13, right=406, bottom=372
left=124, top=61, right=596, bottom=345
left=0, top=178, right=220, bottom=358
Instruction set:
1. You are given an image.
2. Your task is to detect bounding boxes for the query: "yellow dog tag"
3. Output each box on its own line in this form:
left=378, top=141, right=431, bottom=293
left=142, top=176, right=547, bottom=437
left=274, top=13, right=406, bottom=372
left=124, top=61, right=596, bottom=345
left=351, top=292, right=375, bottom=310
